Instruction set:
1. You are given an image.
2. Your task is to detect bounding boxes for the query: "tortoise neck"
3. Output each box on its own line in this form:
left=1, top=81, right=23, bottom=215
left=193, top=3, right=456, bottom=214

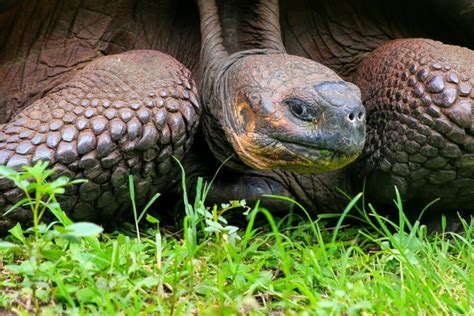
left=201, top=49, right=283, bottom=170
left=217, top=0, right=286, bottom=54
left=197, top=0, right=228, bottom=92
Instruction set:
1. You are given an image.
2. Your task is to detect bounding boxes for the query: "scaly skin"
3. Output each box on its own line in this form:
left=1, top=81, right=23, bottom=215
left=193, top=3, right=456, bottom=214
left=0, top=50, right=200, bottom=232
left=353, top=39, right=473, bottom=211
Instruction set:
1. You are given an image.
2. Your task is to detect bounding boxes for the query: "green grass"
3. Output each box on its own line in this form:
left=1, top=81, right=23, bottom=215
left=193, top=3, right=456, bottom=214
left=0, top=163, right=473, bottom=315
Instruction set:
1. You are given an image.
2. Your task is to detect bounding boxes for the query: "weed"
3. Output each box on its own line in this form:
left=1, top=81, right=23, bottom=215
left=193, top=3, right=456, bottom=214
left=0, top=162, right=103, bottom=314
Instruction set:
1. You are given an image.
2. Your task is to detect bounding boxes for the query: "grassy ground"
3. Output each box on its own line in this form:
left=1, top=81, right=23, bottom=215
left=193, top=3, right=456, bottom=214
left=0, top=163, right=473, bottom=315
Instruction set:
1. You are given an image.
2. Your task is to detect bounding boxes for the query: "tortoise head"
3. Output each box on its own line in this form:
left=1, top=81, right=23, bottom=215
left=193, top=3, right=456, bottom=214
left=211, top=52, right=366, bottom=173
left=198, top=0, right=366, bottom=173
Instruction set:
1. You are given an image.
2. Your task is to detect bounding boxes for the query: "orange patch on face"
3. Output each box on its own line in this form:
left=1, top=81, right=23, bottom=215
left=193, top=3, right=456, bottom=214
left=233, top=100, right=256, bottom=133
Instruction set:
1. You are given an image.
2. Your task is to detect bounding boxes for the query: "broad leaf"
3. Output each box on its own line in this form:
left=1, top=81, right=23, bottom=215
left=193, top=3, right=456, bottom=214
left=61, top=222, right=104, bottom=238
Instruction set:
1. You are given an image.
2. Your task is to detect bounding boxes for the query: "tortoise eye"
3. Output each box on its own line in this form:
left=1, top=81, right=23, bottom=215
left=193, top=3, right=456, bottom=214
left=285, top=98, right=316, bottom=121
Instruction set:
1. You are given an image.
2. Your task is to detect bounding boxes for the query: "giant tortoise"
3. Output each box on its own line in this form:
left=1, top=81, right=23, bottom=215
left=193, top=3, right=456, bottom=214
left=0, top=0, right=472, bottom=233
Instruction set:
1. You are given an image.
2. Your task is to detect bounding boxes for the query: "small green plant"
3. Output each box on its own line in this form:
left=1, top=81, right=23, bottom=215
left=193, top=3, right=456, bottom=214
left=173, top=155, right=250, bottom=249
left=203, top=199, right=249, bottom=244
left=0, top=161, right=103, bottom=314
left=128, top=175, right=161, bottom=243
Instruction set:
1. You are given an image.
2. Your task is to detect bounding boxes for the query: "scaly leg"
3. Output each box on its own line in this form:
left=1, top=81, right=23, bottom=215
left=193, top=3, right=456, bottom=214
left=0, top=50, right=200, bottom=234
left=353, top=39, right=473, bottom=215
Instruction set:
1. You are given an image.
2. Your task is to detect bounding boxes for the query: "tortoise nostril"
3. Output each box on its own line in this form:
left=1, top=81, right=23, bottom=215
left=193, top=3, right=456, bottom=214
left=346, top=110, right=364, bottom=123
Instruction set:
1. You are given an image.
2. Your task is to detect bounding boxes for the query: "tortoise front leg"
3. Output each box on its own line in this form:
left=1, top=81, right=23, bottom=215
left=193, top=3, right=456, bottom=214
left=0, top=50, right=200, bottom=234
left=353, top=39, right=473, bottom=214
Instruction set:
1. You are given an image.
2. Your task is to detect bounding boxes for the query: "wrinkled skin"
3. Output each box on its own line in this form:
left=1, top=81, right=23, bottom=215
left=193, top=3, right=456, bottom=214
left=0, top=0, right=473, bottom=234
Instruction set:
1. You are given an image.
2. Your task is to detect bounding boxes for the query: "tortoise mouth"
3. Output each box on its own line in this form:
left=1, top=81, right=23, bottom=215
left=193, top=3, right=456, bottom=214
left=275, top=138, right=359, bottom=172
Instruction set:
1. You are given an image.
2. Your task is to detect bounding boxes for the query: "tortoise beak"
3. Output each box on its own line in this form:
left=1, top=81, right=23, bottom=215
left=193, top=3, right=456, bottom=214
left=313, top=81, right=366, bottom=155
